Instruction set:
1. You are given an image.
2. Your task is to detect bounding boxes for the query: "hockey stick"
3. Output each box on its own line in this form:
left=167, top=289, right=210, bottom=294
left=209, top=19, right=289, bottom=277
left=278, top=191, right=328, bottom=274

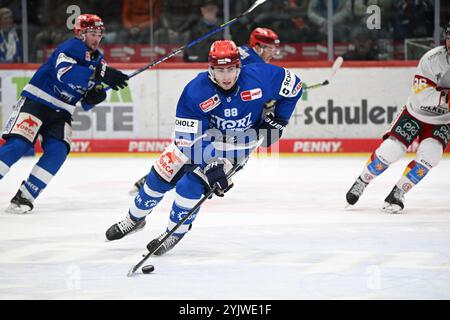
left=127, top=158, right=247, bottom=277
left=304, top=56, right=343, bottom=90
left=105, top=0, right=268, bottom=92
left=127, top=139, right=263, bottom=277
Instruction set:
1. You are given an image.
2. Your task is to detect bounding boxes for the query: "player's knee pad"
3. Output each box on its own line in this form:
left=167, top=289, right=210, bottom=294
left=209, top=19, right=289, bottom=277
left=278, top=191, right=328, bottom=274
left=416, top=138, right=443, bottom=169
left=147, top=169, right=175, bottom=194
left=152, top=142, right=190, bottom=185
left=397, top=138, right=442, bottom=190
left=363, top=137, right=407, bottom=180
left=376, top=136, right=407, bottom=165
left=0, top=137, right=33, bottom=165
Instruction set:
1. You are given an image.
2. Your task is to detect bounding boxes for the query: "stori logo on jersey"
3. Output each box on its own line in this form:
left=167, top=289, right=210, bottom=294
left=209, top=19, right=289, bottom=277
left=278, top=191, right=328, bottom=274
left=210, top=113, right=253, bottom=131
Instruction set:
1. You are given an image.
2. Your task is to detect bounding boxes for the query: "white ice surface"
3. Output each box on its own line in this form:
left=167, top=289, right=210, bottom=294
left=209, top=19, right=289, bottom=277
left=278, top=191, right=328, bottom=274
left=0, top=156, right=449, bottom=300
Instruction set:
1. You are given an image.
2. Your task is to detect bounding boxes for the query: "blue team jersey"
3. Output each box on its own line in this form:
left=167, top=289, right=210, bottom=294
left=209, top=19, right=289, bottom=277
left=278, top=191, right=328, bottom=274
left=174, top=63, right=302, bottom=165
left=238, top=45, right=265, bottom=65
left=21, top=37, right=104, bottom=114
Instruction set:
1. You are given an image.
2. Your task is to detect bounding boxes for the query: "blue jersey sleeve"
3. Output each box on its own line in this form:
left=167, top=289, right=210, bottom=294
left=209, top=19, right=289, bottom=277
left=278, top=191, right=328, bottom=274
left=54, top=41, right=95, bottom=90
left=259, top=64, right=303, bottom=121
left=80, top=101, right=96, bottom=111
left=174, top=82, right=213, bottom=167
left=238, top=45, right=264, bottom=66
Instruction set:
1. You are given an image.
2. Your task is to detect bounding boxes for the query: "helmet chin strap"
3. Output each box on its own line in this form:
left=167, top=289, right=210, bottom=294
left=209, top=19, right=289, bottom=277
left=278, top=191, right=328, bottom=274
left=77, top=33, right=87, bottom=42
left=254, top=45, right=263, bottom=57
left=208, top=66, right=219, bottom=85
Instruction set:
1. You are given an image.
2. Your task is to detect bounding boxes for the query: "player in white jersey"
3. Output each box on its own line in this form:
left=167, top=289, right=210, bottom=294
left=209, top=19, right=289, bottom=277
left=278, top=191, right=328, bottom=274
left=345, top=22, right=450, bottom=213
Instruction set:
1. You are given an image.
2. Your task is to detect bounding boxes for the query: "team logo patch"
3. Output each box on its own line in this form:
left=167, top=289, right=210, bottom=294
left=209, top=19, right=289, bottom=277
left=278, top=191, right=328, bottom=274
left=175, top=117, right=199, bottom=134
left=279, top=68, right=296, bottom=97
left=85, top=52, right=91, bottom=61
left=56, top=52, right=77, bottom=67
left=199, top=94, right=221, bottom=112
left=401, top=182, right=413, bottom=192
left=241, top=88, right=262, bottom=101
left=11, top=113, right=42, bottom=142
left=291, top=81, right=302, bottom=96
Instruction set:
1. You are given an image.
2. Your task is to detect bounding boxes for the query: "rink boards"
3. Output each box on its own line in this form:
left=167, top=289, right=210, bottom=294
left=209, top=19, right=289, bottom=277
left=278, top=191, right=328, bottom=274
left=1, top=61, right=449, bottom=154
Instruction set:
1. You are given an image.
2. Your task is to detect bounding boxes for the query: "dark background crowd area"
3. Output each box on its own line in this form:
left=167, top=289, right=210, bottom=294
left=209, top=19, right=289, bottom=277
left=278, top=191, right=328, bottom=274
left=0, top=0, right=449, bottom=63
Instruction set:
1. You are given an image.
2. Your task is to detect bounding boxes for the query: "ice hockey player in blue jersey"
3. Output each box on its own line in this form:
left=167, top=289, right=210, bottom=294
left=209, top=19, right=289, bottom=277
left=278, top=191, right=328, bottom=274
left=106, top=40, right=302, bottom=256
left=128, top=27, right=281, bottom=195
left=238, top=27, right=280, bottom=64
left=0, top=14, right=128, bottom=214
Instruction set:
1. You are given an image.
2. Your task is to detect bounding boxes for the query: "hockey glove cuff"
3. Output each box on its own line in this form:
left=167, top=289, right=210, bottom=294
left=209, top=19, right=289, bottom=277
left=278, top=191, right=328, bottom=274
left=256, top=114, right=288, bottom=148
left=193, top=159, right=233, bottom=197
left=95, top=64, right=129, bottom=90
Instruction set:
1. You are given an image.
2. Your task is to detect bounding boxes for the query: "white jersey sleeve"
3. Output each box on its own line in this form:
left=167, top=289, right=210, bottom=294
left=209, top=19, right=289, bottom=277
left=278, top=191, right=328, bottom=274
left=406, top=46, right=450, bottom=125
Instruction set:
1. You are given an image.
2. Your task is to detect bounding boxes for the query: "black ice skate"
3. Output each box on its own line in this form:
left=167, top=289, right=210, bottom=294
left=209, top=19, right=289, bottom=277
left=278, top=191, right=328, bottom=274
left=5, top=189, right=34, bottom=214
left=129, top=175, right=147, bottom=196
left=105, top=215, right=146, bottom=241
left=146, top=232, right=186, bottom=256
left=381, top=186, right=405, bottom=214
left=346, top=177, right=368, bottom=206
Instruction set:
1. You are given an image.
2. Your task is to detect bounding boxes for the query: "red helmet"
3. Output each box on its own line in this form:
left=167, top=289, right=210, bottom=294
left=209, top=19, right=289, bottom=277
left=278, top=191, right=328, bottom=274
left=74, top=14, right=104, bottom=36
left=250, top=28, right=280, bottom=48
left=208, top=40, right=241, bottom=68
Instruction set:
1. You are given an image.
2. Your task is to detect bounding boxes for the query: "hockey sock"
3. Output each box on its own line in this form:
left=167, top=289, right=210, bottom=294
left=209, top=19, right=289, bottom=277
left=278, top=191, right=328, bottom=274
left=20, top=138, right=68, bottom=201
left=129, top=170, right=172, bottom=220
left=166, top=173, right=204, bottom=236
left=167, top=195, right=201, bottom=236
left=394, top=138, right=442, bottom=194
left=359, top=152, right=390, bottom=183
left=0, top=137, right=33, bottom=179
left=395, top=160, right=430, bottom=193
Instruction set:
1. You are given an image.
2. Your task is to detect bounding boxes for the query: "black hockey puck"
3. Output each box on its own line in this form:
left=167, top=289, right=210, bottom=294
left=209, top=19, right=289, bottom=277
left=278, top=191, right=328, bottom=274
left=142, top=264, right=155, bottom=274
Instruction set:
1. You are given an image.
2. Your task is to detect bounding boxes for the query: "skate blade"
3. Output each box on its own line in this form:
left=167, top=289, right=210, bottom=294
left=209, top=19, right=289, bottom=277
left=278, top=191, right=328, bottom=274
left=5, top=204, right=33, bottom=214
left=380, top=203, right=403, bottom=214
